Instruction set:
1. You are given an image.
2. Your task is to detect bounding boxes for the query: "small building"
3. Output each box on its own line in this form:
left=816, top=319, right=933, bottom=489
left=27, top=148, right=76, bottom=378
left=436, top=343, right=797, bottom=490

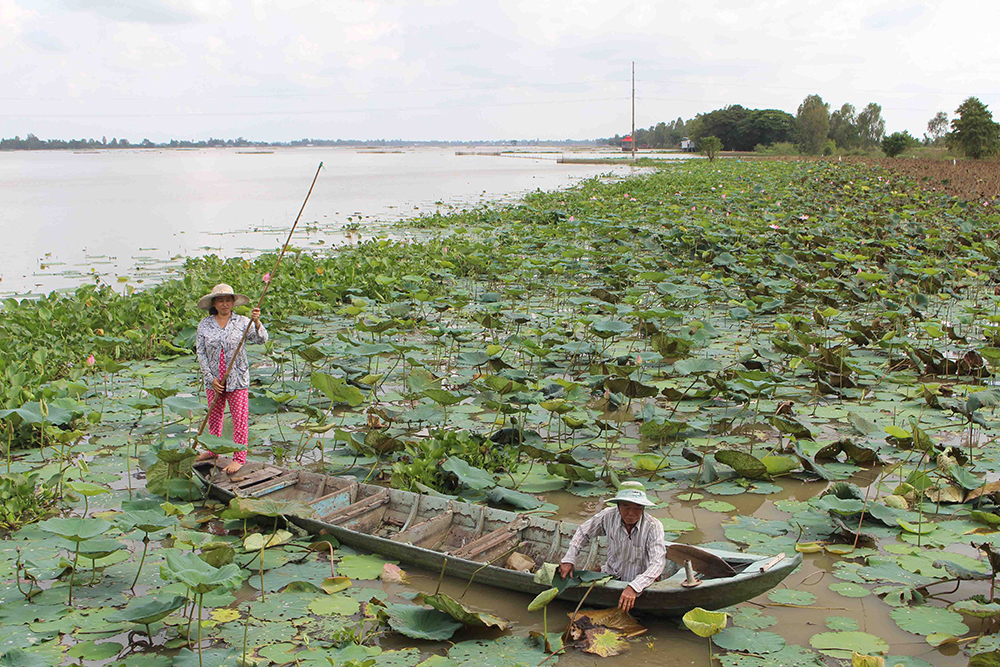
left=621, top=135, right=633, bottom=152
left=680, top=137, right=694, bottom=152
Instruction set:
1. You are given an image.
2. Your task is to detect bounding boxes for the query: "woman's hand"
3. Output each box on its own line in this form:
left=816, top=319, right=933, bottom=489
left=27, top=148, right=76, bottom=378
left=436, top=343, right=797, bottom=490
left=251, top=307, right=261, bottom=331
left=211, top=378, right=225, bottom=393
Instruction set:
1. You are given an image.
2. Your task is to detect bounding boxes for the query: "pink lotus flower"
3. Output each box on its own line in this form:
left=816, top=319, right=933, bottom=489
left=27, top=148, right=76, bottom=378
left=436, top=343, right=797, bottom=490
left=86, top=354, right=95, bottom=367
left=568, top=216, right=575, bottom=222
left=262, top=272, right=271, bottom=284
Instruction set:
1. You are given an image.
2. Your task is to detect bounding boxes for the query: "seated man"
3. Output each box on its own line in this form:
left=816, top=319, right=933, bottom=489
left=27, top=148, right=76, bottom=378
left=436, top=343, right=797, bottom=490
left=558, top=481, right=665, bottom=612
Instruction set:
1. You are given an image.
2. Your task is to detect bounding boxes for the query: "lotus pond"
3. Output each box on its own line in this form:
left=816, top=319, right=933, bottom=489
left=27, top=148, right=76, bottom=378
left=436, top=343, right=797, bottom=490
left=4, top=157, right=1000, bottom=666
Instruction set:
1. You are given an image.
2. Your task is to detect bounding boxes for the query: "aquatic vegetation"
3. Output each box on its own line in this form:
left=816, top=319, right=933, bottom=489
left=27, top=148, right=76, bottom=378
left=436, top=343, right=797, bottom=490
left=8, top=157, right=1000, bottom=664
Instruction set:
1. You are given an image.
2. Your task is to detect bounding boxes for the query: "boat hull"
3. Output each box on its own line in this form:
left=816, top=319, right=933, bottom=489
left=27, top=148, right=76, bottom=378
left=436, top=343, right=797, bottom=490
left=196, top=461, right=801, bottom=615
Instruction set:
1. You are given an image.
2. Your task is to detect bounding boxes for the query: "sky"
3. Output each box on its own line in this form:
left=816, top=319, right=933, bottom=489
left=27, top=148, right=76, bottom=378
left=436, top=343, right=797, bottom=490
left=1, top=0, right=997, bottom=143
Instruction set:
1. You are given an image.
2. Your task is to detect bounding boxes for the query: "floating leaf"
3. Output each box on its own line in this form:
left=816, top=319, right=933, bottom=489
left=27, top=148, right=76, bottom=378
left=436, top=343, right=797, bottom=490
left=809, top=631, right=888, bottom=660
left=386, top=604, right=462, bottom=641
left=889, top=605, right=968, bottom=636
left=580, top=628, right=627, bottom=657
left=338, top=554, right=392, bottom=580
left=768, top=589, right=817, bottom=606
left=713, top=627, right=786, bottom=654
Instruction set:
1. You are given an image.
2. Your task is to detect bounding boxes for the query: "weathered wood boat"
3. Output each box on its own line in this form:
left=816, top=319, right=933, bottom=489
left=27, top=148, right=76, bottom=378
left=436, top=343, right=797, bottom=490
left=195, top=460, right=801, bottom=615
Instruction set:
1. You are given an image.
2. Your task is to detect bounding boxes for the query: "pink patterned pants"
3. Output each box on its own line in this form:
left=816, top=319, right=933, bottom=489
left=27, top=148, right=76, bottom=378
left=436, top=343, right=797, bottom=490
left=205, top=349, right=248, bottom=465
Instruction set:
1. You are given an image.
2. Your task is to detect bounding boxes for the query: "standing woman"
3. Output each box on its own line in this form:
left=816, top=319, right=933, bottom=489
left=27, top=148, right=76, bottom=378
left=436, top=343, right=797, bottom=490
left=195, top=283, right=268, bottom=474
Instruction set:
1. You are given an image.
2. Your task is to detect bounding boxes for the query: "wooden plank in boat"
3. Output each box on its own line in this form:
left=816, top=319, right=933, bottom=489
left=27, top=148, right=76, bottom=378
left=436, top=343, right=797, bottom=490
left=320, top=489, right=390, bottom=525
left=451, top=517, right=526, bottom=561
left=230, top=466, right=283, bottom=488
left=243, top=472, right=300, bottom=498
left=392, top=510, right=454, bottom=546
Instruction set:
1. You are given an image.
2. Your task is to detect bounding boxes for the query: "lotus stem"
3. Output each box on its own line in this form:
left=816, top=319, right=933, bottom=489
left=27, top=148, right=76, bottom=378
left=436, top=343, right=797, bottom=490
left=197, top=593, right=204, bottom=667
left=242, top=609, right=251, bottom=667
left=69, top=542, right=80, bottom=606
left=130, top=534, right=150, bottom=593
left=543, top=606, right=548, bottom=649
left=435, top=558, right=448, bottom=597
left=145, top=624, right=153, bottom=644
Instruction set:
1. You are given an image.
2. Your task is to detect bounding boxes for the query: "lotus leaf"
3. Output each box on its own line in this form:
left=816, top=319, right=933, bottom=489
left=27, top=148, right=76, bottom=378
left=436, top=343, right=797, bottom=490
left=808, top=631, right=888, bottom=659
left=171, top=648, right=238, bottom=667
left=193, top=433, right=242, bottom=455
left=66, top=481, right=110, bottom=497
left=889, top=605, right=968, bottom=636
left=116, top=510, right=177, bottom=534
left=851, top=652, right=885, bottom=667
left=970, top=651, right=1000, bottom=667
left=38, top=517, right=112, bottom=542
left=243, top=529, right=293, bottom=551
left=527, top=587, right=559, bottom=611
left=950, top=599, right=1000, bottom=618
left=768, top=589, right=817, bottom=606
left=682, top=607, right=728, bottom=637
left=447, top=637, right=546, bottom=667
left=829, top=582, right=871, bottom=598
left=160, top=551, right=243, bottom=594
left=0, top=650, right=52, bottom=667
left=713, top=627, right=786, bottom=654
left=228, top=497, right=315, bottom=518
left=321, top=576, right=352, bottom=594
left=699, top=500, right=736, bottom=513
left=308, top=595, right=360, bottom=616
left=580, top=628, right=627, bottom=657
left=386, top=603, right=462, bottom=641
left=337, top=553, right=392, bottom=579
left=67, top=640, right=122, bottom=661
left=417, top=592, right=510, bottom=630
left=714, top=450, right=769, bottom=480
left=107, top=595, right=188, bottom=625
left=441, top=457, right=495, bottom=490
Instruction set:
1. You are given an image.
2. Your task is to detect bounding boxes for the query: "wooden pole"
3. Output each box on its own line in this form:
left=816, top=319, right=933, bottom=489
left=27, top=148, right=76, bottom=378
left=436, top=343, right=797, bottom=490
left=631, top=61, right=636, bottom=161
left=196, top=162, right=324, bottom=438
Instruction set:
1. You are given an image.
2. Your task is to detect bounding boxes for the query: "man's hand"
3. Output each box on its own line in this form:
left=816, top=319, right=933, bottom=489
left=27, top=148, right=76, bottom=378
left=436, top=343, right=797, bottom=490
left=557, top=562, right=574, bottom=580
left=251, top=307, right=262, bottom=331
left=618, top=585, right=638, bottom=613
left=211, top=378, right=225, bottom=393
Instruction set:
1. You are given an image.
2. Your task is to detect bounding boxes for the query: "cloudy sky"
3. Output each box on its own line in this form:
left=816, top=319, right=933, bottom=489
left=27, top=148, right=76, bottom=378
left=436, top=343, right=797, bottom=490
left=1, top=0, right=996, bottom=143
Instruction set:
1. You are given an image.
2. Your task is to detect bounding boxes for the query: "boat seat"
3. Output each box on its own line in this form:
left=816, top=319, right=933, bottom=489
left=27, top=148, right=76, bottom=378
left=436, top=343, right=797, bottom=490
left=211, top=463, right=280, bottom=491
left=319, top=489, right=390, bottom=533
left=242, top=471, right=300, bottom=497
left=450, top=517, right=526, bottom=562
left=391, top=510, right=454, bottom=548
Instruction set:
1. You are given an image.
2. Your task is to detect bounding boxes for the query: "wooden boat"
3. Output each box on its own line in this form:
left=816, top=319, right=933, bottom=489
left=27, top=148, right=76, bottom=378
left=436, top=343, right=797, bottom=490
left=195, top=460, right=801, bottom=615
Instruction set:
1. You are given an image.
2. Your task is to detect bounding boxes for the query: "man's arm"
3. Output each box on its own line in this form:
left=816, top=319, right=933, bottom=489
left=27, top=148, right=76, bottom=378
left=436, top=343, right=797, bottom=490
left=559, top=510, right=608, bottom=577
left=626, top=518, right=667, bottom=595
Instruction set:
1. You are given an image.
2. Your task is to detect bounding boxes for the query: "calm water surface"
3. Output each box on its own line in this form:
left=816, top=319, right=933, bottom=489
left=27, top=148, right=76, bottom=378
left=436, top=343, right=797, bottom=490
left=0, top=147, right=653, bottom=297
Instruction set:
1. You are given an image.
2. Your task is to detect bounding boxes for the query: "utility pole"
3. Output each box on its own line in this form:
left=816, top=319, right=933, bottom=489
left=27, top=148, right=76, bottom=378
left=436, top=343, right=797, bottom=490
left=631, top=61, right=636, bottom=161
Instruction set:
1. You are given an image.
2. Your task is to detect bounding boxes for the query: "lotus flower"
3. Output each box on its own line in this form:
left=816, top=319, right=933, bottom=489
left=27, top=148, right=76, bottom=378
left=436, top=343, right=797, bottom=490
left=262, top=272, right=271, bottom=284
left=86, top=354, right=95, bottom=367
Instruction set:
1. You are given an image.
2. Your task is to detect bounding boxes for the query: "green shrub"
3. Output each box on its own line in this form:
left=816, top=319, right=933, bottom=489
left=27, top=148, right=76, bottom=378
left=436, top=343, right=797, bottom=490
left=882, top=131, right=916, bottom=158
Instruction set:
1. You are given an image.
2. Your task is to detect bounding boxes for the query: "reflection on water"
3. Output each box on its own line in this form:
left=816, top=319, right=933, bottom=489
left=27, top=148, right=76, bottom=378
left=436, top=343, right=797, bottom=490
left=0, top=147, right=647, bottom=298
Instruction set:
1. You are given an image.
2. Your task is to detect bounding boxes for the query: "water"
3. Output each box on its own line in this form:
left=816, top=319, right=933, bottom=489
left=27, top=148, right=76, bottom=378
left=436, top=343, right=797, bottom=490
left=0, top=147, right=650, bottom=297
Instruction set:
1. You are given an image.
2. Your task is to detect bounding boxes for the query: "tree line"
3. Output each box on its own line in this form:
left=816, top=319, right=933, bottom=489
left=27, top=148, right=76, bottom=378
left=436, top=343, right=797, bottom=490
left=612, top=94, right=1000, bottom=160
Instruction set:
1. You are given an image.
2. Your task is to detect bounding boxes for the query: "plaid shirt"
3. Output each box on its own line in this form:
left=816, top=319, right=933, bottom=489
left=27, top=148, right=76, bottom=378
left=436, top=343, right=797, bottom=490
left=561, top=506, right=666, bottom=594
left=196, top=314, right=268, bottom=392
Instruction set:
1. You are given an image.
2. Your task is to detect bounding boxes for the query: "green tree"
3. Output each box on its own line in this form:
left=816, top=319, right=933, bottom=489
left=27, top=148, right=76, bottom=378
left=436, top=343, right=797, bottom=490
left=795, top=94, right=830, bottom=155
left=925, top=111, right=948, bottom=145
left=948, top=97, right=1000, bottom=159
left=856, top=103, right=886, bottom=149
left=882, top=131, right=915, bottom=157
left=828, top=103, right=859, bottom=149
left=699, top=136, right=722, bottom=161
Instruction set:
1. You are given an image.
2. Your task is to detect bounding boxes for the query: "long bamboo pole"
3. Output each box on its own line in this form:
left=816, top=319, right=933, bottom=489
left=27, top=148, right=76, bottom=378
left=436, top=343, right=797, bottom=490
left=196, top=162, right=324, bottom=439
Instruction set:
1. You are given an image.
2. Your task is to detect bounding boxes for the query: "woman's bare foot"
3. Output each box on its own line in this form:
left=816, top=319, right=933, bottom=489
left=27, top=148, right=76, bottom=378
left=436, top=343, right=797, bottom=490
left=196, top=451, right=216, bottom=461
left=224, top=461, right=243, bottom=475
